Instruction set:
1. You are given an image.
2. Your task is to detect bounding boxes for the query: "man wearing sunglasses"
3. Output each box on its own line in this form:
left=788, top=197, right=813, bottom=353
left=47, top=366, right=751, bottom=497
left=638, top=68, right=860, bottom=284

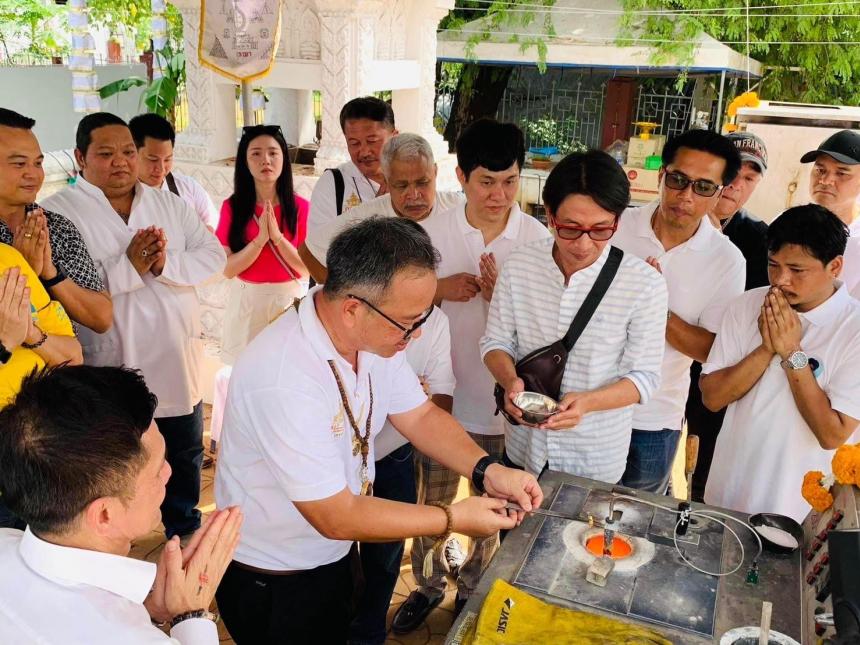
left=612, top=129, right=746, bottom=494
left=214, top=217, right=542, bottom=644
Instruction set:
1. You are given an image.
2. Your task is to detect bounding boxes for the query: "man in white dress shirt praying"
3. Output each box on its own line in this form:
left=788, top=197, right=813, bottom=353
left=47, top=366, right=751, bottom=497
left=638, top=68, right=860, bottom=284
left=0, top=365, right=243, bottom=645
left=43, top=113, right=226, bottom=543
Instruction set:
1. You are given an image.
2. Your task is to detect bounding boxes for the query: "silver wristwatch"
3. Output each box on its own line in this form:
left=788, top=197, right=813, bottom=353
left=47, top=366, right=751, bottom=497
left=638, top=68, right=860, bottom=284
left=780, top=350, right=809, bottom=371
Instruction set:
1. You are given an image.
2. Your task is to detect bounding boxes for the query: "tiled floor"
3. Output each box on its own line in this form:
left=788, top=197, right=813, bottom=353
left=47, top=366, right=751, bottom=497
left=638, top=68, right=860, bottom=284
left=131, top=406, right=689, bottom=644
left=130, top=405, right=456, bottom=644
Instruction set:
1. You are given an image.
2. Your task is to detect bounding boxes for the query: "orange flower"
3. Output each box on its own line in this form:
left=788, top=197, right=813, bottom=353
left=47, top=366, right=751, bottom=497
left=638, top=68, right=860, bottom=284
left=802, top=470, right=834, bottom=513
left=832, top=443, right=860, bottom=486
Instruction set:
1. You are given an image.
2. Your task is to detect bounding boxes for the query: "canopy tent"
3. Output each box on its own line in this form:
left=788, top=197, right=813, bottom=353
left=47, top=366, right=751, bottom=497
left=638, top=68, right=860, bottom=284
left=437, top=0, right=762, bottom=78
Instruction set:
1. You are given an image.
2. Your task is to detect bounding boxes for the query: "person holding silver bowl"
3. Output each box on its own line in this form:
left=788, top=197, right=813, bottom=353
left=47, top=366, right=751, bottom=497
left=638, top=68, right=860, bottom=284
left=481, top=150, right=669, bottom=483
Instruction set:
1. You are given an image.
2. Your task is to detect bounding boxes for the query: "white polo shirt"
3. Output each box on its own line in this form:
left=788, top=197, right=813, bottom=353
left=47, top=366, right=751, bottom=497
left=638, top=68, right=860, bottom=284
left=841, top=235, right=860, bottom=296
left=422, top=203, right=552, bottom=436
left=613, top=202, right=746, bottom=431
left=0, top=527, right=216, bottom=644
left=160, top=171, right=219, bottom=229
left=215, top=287, right=428, bottom=571
left=308, top=161, right=381, bottom=236
left=304, top=191, right=465, bottom=266
left=704, top=284, right=860, bottom=522
left=374, top=307, right=456, bottom=459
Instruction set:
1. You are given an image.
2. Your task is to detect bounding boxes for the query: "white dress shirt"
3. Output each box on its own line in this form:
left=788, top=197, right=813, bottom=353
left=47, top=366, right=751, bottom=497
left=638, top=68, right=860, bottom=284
left=422, top=203, right=552, bottom=436
left=0, top=527, right=216, bottom=644
left=374, top=307, right=456, bottom=459
left=613, top=202, right=746, bottom=431
left=215, top=287, right=428, bottom=571
left=304, top=191, right=465, bottom=266
left=160, top=172, right=219, bottom=229
left=308, top=161, right=381, bottom=237
left=43, top=177, right=226, bottom=418
left=481, top=240, right=668, bottom=482
left=704, top=284, right=860, bottom=522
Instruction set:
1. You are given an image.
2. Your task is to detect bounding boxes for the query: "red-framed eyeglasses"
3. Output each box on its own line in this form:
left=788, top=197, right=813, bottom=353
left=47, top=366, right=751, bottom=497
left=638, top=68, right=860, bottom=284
left=549, top=215, right=618, bottom=241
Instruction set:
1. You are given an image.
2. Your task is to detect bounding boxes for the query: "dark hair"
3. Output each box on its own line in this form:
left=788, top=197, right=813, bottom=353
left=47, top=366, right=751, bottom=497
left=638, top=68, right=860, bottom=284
left=661, top=129, right=742, bottom=185
left=456, top=118, right=525, bottom=180
left=542, top=150, right=630, bottom=217
left=76, top=112, right=128, bottom=156
left=0, top=108, right=35, bottom=130
left=767, top=204, right=848, bottom=265
left=228, top=125, right=297, bottom=253
left=339, top=96, right=396, bottom=132
left=324, top=217, right=440, bottom=299
left=0, top=365, right=158, bottom=535
left=129, top=112, right=176, bottom=148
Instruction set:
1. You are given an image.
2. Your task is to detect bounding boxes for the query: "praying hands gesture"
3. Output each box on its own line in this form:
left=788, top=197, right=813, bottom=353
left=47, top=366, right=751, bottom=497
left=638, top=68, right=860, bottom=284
left=264, top=200, right=285, bottom=246
left=145, top=506, right=243, bottom=624
left=477, top=252, right=498, bottom=303
left=763, top=287, right=803, bottom=360
left=437, top=273, right=481, bottom=303
left=0, top=268, right=31, bottom=351
left=13, top=208, right=54, bottom=279
left=126, top=226, right=166, bottom=276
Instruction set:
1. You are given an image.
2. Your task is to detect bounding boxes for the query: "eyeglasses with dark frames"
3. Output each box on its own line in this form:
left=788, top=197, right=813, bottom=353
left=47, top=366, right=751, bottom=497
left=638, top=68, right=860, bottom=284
left=549, top=215, right=618, bottom=241
left=241, top=124, right=284, bottom=139
left=663, top=171, right=722, bottom=197
left=348, top=294, right=434, bottom=340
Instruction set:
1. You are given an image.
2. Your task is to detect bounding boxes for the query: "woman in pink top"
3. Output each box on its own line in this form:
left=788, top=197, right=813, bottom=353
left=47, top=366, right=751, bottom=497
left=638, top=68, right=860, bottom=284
left=216, top=124, right=309, bottom=364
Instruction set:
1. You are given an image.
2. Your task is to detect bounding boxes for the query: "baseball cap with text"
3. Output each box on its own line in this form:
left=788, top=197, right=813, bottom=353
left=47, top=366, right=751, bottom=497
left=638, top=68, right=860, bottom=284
left=727, top=131, right=767, bottom=174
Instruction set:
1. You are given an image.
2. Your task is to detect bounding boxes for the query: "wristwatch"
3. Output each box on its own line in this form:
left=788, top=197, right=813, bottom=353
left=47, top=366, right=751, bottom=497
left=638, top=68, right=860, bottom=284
left=0, top=341, right=11, bottom=364
left=471, top=455, right=502, bottom=494
left=780, top=350, right=809, bottom=371
left=170, top=609, right=218, bottom=628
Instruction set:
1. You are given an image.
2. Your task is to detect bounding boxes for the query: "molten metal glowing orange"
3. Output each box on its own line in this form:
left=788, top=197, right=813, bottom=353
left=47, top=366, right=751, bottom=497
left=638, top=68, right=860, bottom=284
left=585, top=534, right=633, bottom=559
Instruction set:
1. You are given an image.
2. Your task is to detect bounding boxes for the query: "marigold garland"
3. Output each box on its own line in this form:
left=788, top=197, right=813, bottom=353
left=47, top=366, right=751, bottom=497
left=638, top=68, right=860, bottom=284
left=832, top=443, right=860, bottom=486
left=802, top=470, right=834, bottom=513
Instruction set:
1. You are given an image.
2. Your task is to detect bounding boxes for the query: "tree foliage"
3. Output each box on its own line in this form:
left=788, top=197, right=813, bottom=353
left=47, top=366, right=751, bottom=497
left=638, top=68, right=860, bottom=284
left=0, top=0, right=65, bottom=60
left=620, top=0, right=860, bottom=105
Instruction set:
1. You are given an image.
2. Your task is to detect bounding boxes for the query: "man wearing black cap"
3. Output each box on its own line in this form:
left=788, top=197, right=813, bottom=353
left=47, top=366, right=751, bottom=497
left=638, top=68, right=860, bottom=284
left=801, top=129, right=860, bottom=235
left=687, top=131, right=771, bottom=501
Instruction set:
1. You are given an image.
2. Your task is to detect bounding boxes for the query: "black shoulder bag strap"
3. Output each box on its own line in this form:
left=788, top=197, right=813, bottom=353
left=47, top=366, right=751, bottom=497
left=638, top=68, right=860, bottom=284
left=561, top=245, right=624, bottom=352
left=165, top=172, right=181, bottom=197
left=326, top=168, right=345, bottom=216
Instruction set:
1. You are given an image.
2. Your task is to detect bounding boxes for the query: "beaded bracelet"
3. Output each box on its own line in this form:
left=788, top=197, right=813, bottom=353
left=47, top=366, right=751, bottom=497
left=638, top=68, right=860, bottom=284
left=423, top=502, right=454, bottom=579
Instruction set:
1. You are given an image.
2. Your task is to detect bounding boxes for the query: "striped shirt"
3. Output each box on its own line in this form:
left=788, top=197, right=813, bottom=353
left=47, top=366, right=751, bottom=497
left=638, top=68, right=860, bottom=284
left=480, top=238, right=668, bottom=483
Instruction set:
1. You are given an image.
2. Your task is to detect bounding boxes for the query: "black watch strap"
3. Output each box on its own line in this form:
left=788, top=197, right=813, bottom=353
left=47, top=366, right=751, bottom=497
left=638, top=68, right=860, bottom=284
left=0, top=341, right=11, bottom=364
left=40, top=267, right=67, bottom=290
left=471, top=455, right=501, bottom=494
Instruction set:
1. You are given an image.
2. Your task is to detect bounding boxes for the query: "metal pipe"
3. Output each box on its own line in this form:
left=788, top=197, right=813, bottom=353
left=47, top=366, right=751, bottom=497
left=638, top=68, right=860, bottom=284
left=241, top=80, right=255, bottom=126
left=715, top=70, right=727, bottom=132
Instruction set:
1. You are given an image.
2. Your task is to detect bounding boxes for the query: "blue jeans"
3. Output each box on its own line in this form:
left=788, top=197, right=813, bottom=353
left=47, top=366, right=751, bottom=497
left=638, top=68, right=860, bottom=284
left=349, top=443, right=417, bottom=645
left=621, top=428, right=681, bottom=494
left=155, top=401, right=204, bottom=538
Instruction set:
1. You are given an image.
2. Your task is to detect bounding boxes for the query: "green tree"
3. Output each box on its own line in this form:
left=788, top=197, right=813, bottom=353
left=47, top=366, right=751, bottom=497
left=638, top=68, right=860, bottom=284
left=620, top=0, right=860, bottom=105
left=440, top=0, right=556, bottom=148
left=87, top=0, right=183, bottom=53
left=0, top=0, right=65, bottom=60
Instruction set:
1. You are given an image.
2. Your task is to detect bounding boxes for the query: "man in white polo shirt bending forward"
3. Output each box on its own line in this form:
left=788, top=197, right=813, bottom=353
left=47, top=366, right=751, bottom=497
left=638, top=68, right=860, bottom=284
left=214, top=217, right=542, bottom=644
left=702, top=204, right=860, bottom=522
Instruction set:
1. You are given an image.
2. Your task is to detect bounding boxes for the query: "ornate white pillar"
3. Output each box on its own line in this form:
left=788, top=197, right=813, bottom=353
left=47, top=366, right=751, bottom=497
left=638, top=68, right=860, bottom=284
left=314, top=0, right=383, bottom=173
left=169, top=0, right=238, bottom=164
left=392, top=0, right=454, bottom=160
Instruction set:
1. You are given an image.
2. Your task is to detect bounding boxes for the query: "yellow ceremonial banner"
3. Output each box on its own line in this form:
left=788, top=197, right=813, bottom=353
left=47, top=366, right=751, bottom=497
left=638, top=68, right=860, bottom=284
left=198, top=0, right=283, bottom=82
left=453, top=579, right=672, bottom=645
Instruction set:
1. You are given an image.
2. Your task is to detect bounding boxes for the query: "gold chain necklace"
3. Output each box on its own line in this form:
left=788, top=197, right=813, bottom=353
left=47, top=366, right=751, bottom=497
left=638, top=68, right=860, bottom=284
left=327, top=360, right=374, bottom=496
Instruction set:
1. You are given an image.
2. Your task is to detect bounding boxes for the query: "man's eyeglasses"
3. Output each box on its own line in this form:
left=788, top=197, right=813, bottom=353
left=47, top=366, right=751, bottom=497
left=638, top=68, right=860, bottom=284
left=550, top=215, right=618, bottom=241
left=348, top=294, right=434, bottom=340
left=663, top=171, right=722, bottom=197
left=242, top=124, right=284, bottom=139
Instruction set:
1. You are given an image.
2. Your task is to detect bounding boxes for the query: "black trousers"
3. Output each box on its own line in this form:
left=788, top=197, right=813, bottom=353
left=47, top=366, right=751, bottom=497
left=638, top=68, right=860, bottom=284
left=155, top=401, right=203, bottom=538
left=686, top=362, right=726, bottom=502
left=217, top=552, right=355, bottom=644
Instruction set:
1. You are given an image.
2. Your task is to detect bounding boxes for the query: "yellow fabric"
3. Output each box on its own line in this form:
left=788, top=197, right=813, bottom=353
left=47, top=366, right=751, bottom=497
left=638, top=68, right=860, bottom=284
left=0, top=244, right=74, bottom=405
left=456, top=579, right=672, bottom=645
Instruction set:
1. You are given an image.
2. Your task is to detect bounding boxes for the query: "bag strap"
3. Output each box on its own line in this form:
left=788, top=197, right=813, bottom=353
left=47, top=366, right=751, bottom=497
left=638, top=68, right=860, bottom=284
left=165, top=172, right=181, bottom=197
left=561, top=246, right=624, bottom=352
left=327, top=168, right=345, bottom=216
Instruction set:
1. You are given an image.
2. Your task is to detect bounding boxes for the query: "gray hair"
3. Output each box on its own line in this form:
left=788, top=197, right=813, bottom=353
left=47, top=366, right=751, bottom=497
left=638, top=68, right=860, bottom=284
left=324, top=216, right=440, bottom=300
left=380, top=133, right=435, bottom=177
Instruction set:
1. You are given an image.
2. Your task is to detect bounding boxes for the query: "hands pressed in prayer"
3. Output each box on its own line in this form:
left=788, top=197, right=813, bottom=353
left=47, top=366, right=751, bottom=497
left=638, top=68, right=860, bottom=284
left=764, top=287, right=802, bottom=360
left=477, top=252, right=498, bottom=303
